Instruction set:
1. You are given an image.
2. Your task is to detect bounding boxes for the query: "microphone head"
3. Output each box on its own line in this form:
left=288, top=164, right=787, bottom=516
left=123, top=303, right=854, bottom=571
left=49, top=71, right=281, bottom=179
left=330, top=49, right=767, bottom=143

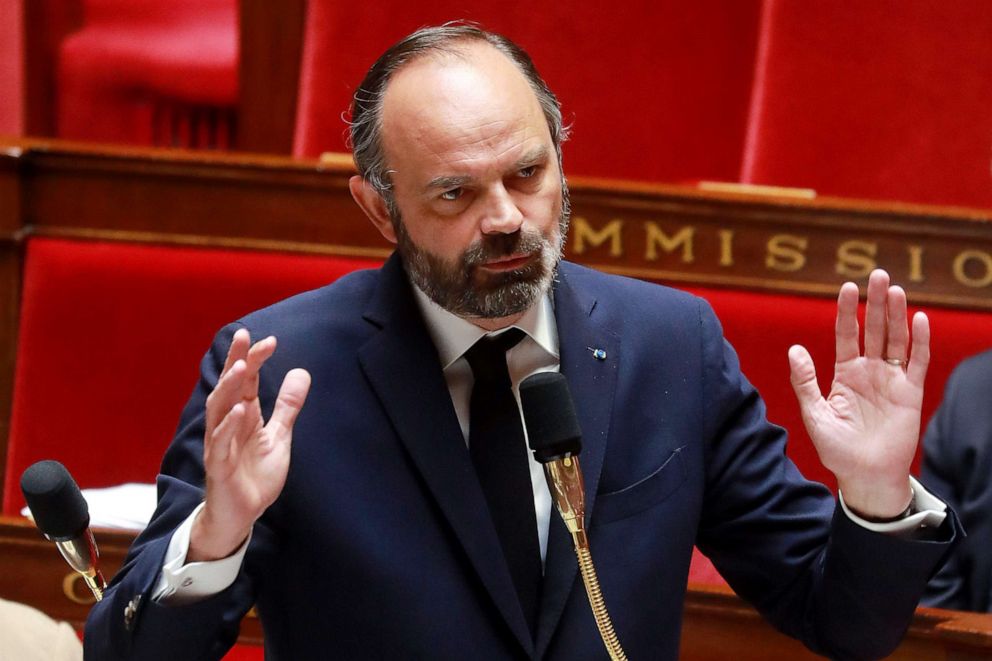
left=20, top=460, right=89, bottom=541
left=520, top=372, right=582, bottom=463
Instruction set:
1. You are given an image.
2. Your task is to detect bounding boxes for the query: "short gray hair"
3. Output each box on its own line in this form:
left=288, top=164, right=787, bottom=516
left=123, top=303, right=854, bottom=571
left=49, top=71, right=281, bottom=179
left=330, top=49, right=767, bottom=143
left=348, top=23, right=569, bottom=207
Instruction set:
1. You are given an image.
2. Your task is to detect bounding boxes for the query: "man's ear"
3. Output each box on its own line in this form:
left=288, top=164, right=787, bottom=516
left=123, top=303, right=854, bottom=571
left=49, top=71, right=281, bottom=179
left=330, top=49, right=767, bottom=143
left=349, top=175, right=397, bottom=244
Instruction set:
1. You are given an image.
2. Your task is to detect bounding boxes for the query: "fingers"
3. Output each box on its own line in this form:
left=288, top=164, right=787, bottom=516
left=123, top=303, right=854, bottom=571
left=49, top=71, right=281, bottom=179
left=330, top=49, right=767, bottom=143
left=863, top=269, right=890, bottom=359
left=835, top=282, right=861, bottom=363
left=206, top=359, right=246, bottom=437
left=242, top=336, right=278, bottom=401
left=267, top=369, right=312, bottom=436
left=840, top=270, right=915, bottom=367
left=884, top=284, right=909, bottom=362
left=788, top=344, right=823, bottom=412
left=906, top=311, right=930, bottom=386
left=205, top=401, right=246, bottom=469
left=221, top=329, right=251, bottom=378
left=206, top=335, right=276, bottom=436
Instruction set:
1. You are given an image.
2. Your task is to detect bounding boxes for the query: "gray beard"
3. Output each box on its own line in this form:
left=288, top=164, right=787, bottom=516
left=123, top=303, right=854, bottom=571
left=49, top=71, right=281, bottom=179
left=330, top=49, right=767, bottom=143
left=393, top=200, right=569, bottom=320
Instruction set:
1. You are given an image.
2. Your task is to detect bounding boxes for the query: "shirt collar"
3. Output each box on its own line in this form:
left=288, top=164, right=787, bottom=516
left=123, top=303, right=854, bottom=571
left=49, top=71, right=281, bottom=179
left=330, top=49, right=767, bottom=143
left=411, top=282, right=558, bottom=369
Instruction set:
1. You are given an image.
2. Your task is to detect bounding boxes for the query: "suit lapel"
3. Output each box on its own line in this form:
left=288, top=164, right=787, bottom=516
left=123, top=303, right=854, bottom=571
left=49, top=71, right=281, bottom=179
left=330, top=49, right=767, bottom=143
left=536, top=264, right=621, bottom=657
left=357, top=255, right=535, bottom=656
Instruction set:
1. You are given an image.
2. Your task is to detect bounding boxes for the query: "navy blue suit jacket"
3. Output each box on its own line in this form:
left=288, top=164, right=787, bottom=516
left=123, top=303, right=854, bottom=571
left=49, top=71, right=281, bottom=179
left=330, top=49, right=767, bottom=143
left=921, top=349, right=992, bottom=612
left=85, top=256, right=958, bottom=659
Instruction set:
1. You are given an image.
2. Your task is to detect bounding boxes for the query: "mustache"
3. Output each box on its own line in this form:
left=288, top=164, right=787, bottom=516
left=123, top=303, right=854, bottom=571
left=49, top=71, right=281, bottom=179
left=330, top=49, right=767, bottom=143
left=462, top=230, right=545, bottom=267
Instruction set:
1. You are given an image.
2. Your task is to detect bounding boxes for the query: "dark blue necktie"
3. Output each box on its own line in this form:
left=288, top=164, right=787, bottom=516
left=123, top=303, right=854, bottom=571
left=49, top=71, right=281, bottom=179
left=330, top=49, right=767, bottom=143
left=464, top=328, right=541, bottom=634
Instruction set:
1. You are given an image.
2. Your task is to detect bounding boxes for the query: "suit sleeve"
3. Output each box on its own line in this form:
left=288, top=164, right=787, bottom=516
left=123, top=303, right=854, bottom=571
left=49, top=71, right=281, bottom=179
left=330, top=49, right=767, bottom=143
left=84, top=323, right=273, bottom=660
left=692, top=299, right=961, bottom=660
left=919, top=369, right=969, bottom=608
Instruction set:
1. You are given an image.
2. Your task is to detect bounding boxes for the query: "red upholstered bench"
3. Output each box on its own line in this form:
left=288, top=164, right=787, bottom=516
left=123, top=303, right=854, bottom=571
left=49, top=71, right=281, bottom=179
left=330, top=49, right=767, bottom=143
left=4, top=237, right=381, bottom=514
left=7, top=237, right=990, bottom=596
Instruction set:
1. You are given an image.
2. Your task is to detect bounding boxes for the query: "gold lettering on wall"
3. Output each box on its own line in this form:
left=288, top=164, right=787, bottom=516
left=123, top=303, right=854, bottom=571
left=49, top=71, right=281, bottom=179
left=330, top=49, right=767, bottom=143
left=907, top=245, right=924, bottom=283
left=557, top=213, right=989, bottom=304
left=765, top=234, right=807, bottom=272
left=718, top=230, right=734, bottom=267
left=836, top=240, right=878, bottom=278
left=953, top=250, right=992, bottom=288
left=571, top=217, right=624, bottom=256
left=645, top=223, right=695, bottom=263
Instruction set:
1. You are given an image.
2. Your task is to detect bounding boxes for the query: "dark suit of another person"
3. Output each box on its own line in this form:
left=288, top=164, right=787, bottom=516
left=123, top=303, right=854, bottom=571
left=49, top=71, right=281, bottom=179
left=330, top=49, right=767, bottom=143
left=83, top=256, right=959, bottom=660
left=922, top=349, right=992, bottom=611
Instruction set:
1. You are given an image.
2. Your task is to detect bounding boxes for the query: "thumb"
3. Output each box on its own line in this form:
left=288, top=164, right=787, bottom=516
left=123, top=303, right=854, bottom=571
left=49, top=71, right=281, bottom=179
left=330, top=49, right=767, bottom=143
left=268, top=368, right=312, bottom=434
left=788, top=345, right=822, bottom=413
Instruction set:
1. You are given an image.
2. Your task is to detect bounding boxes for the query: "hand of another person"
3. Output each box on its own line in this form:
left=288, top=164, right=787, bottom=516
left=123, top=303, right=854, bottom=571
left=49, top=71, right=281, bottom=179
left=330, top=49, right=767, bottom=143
left=189, top=329, right=311, bottom=561
left=788, top=269, right=929, bottom=519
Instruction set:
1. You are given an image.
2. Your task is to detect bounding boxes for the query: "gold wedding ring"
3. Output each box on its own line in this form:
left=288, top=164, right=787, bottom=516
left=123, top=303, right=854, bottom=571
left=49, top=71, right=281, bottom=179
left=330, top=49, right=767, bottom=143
left=885, top=357, right=908, bottom=367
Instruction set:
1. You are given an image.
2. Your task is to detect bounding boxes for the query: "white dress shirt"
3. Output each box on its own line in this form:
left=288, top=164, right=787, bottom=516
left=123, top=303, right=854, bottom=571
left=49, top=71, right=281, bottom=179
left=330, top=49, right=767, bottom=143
left=411, top=285, right=559, bottom=563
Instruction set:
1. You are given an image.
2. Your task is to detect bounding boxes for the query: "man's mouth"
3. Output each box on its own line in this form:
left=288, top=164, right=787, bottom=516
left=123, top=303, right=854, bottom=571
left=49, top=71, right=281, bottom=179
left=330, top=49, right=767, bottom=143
left=478, top=251, right=537, bottom=272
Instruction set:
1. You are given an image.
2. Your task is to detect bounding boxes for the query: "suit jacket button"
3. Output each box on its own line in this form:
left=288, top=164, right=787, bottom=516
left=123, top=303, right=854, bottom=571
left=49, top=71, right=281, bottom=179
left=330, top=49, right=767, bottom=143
left=123, top=595, right=142, bottom=631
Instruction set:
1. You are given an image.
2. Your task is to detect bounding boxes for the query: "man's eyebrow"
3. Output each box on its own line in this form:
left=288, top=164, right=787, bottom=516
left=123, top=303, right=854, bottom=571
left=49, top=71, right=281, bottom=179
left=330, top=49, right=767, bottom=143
left=422, top=146, right=551, bottom=194
left=515, top=146, right=549, bottom=168
left=424, top=174, right=473, bottom=193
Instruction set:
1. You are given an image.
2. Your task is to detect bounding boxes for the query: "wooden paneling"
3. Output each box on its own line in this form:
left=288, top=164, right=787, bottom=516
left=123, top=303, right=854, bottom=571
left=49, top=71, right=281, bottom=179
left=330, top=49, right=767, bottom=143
left=0, top=145, right=25, bottom=498
left=4, top=139, right=990, bottom=310
left=0, top=516, right=261, bottom=642
left=681, top=583, right=992, bottom=661
left=568, top=182, right=992, bottom=310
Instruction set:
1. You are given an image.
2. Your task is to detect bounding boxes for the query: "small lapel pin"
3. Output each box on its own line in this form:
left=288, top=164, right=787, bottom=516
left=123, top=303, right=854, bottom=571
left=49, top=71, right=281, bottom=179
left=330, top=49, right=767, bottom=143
left=588, top=347, right=607, bottom=361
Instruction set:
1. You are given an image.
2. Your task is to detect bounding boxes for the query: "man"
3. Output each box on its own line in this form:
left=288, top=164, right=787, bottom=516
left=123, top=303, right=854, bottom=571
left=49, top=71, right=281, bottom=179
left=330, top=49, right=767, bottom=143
left=920, top=349, right=992, bottom=612
left=85, top=25, right=958, bottom=660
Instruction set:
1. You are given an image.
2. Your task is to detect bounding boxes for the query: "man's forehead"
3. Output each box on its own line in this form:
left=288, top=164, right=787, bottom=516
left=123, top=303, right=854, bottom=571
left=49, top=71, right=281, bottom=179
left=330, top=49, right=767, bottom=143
left=379, top=42, right=548, bottom=175
left=385, top=40, right=516, bottom=94
left=382, top=42, right=543, bottom=131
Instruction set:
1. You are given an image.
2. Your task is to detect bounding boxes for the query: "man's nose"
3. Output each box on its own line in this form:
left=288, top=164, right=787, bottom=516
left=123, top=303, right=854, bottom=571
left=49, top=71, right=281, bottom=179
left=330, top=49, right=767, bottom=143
left=479, top=186, right=524, bottom=235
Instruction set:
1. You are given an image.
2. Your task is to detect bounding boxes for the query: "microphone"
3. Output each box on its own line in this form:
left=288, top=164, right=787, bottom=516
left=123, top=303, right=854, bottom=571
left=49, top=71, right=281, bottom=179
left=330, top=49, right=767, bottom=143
left=519, top=372, right=587, bottom=546
left=21, top=460, right=106, bottom=601
left=520, top=372, right=627, bottom=661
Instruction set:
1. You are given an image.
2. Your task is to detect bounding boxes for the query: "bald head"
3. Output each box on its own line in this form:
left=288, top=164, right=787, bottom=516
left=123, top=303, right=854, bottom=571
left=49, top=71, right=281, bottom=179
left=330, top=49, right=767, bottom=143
left=348, top=24, right=568, bottom=201
left=380, top=41, right=550, bottom=189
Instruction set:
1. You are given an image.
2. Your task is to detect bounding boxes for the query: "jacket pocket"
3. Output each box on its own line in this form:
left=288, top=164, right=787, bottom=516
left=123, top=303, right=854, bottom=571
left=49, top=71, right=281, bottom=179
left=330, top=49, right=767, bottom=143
left=592, top=447, right=687, bottom=525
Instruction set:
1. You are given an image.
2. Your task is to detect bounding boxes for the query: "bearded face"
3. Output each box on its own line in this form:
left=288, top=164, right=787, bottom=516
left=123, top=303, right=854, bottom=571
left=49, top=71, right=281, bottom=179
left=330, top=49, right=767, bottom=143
left=392, top=192, right=569, bottom=319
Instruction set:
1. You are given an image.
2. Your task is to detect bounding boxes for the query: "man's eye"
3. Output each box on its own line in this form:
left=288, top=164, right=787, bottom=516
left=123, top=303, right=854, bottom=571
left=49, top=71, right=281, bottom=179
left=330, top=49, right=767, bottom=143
left=440, top=188, right=463, bottom=201
left=519, top=166, right=537, bottom=178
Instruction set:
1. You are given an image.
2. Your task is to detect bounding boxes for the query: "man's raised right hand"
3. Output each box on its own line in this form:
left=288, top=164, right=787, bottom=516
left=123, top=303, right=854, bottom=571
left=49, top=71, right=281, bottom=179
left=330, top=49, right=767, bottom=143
left=189, top=329, right=311, bottom=562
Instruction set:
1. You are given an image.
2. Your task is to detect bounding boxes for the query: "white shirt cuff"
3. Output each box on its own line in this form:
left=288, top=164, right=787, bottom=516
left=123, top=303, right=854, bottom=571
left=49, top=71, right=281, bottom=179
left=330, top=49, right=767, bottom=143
left=151, top=502, right=251, bottom=605
left=840, top=476, right=947, bottom=535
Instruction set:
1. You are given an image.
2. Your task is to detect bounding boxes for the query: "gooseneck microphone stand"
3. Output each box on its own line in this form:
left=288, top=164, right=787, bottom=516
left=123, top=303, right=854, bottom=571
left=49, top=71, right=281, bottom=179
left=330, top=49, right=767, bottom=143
left=520, top=373, right=628, bottom=661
